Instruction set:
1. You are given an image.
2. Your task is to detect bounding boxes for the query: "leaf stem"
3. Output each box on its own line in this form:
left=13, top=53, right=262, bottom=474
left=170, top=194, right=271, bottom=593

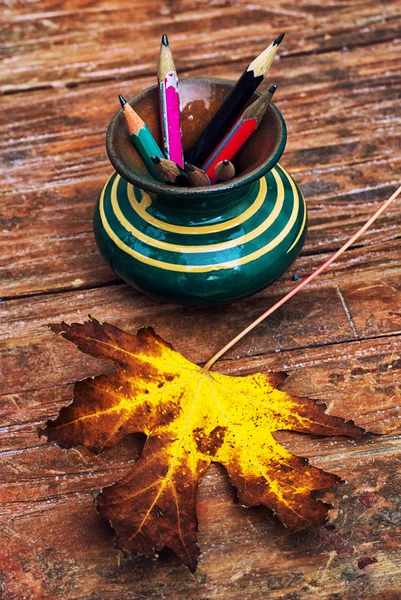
left=204, top=183, right=401, bottom=372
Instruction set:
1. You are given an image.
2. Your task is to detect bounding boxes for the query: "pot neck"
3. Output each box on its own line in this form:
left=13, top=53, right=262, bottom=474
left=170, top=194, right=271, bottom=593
left=151, top=179, right=258, bottom=213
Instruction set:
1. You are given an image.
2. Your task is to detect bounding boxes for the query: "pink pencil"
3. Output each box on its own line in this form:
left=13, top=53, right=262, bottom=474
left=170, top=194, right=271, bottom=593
left=157, top=34, right=184, bottom=167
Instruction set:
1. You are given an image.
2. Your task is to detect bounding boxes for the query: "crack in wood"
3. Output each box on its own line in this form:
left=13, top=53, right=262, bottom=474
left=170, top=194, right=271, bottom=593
left=336, top=284, right=359, bottom=340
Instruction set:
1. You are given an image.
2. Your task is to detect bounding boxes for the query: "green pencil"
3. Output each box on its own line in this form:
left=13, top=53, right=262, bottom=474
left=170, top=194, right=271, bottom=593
left=118, top=94, right=163, bottom=181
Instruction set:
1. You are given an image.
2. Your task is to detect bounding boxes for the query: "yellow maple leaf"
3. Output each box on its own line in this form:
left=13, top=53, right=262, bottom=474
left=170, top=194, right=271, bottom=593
left=44, top=318, right=363, bottom=571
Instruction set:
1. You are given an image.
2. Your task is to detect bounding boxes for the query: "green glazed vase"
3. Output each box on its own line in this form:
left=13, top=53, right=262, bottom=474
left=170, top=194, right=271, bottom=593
left=94, top=78, right=307, bottom=306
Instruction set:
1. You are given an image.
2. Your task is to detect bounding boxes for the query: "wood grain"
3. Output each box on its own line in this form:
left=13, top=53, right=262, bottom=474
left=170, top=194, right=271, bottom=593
left=1, top=0, right=401, bottom=598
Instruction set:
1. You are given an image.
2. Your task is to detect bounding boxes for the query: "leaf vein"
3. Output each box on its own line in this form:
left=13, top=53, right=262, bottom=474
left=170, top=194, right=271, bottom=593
left=128, top=373, right=206, bottom=542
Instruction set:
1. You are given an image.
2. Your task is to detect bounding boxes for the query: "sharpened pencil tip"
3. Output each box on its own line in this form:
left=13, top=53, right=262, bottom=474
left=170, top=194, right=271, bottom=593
left=118, top=94, right=127, bottom=109
left=223, top=159, right=230, bottom=166
left=151, top=156, right=161, bottom=164
left=273, top=32, right=285, bottom=46
left=268, top=84, right=278, bottom=94
left=184, top=162, right=195, bottom=172
left=162, top=34, right=169, bottom=46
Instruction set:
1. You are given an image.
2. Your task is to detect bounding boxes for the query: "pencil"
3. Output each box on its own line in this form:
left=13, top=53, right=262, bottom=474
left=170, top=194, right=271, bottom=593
left=184, top=162, right=211, bottom=187
left=214, top=159, right=236, bottom=182
left=203, top=85, right=277, bottom=184
left=158, top=34, right=184, bottom=167
left=151, top=156, right=187, bottom=185
left=186, top=33, right=284, bottom=167
left=118, top=94, right=164, bottom=181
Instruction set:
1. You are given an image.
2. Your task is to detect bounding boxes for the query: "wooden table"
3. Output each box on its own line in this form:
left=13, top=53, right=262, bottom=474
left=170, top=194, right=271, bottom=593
left=1, top=1, right=401, bottom=598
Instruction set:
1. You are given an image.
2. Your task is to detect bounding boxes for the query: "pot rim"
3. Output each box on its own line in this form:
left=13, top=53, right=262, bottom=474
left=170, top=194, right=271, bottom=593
left=106, top=76, right=287, bottom=197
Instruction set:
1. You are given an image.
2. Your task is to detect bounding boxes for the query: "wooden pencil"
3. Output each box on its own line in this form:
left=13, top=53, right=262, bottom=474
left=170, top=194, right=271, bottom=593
left=203, top=85, right=277, bottom=183
left=186, top=33, right=284, bottom=167
left=118, top=94, right=164, bottom=181
left=151, top=156, right=187, bottom=185
left=214, top=159, right=236, bottom=182
left=158, top=34, right=184, bottom=167
left=184, top=162, right=211, bottom=187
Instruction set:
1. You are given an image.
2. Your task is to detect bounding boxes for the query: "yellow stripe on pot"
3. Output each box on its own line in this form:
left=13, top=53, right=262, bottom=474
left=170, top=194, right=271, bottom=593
left=111, top=175, right=285, bottom=254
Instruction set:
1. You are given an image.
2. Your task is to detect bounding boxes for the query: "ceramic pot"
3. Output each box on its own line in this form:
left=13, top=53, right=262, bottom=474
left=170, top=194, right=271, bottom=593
left=94, top=77, right=307, bottom=306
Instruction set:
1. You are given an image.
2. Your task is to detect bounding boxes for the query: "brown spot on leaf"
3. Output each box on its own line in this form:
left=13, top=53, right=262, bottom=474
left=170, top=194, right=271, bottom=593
left=194, top=426, right=227, bottom=456
left=156, top=400, right=181, bottom=426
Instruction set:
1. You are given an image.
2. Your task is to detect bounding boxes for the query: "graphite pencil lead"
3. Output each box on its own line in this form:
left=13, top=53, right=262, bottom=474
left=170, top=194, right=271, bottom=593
left=118, top=94, right=127, bottom=109
left=162, top=33, right=169, bottom=46
left=223, top=159, right=230, bottom=166
left=151, top=155, right=161, bottom=164
left=273, top=33, right=285, bottom=46
left=184, top=162, right=195, bottom=172
left=268, top=84, right=278, bottom=94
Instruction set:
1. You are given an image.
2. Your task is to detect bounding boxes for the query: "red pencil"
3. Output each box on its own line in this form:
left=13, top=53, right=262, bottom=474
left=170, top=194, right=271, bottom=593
left=202, top=85, right=277, bottom=183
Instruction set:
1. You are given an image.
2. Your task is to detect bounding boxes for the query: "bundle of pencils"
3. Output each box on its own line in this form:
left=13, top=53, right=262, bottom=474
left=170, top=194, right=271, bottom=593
left=118, top=32, right=285, bottom=187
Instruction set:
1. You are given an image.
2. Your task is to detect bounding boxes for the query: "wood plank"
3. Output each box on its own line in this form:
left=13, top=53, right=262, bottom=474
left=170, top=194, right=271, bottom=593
left=1, top=0, right=400, bottom=92
left=1, top=279, right=358, bottom=393
left=2, top=449, right=401, bottom=600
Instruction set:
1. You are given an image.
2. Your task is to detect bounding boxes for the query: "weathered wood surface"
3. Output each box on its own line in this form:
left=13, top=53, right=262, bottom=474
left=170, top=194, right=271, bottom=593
left=1, top=0, right=401, bottom=598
